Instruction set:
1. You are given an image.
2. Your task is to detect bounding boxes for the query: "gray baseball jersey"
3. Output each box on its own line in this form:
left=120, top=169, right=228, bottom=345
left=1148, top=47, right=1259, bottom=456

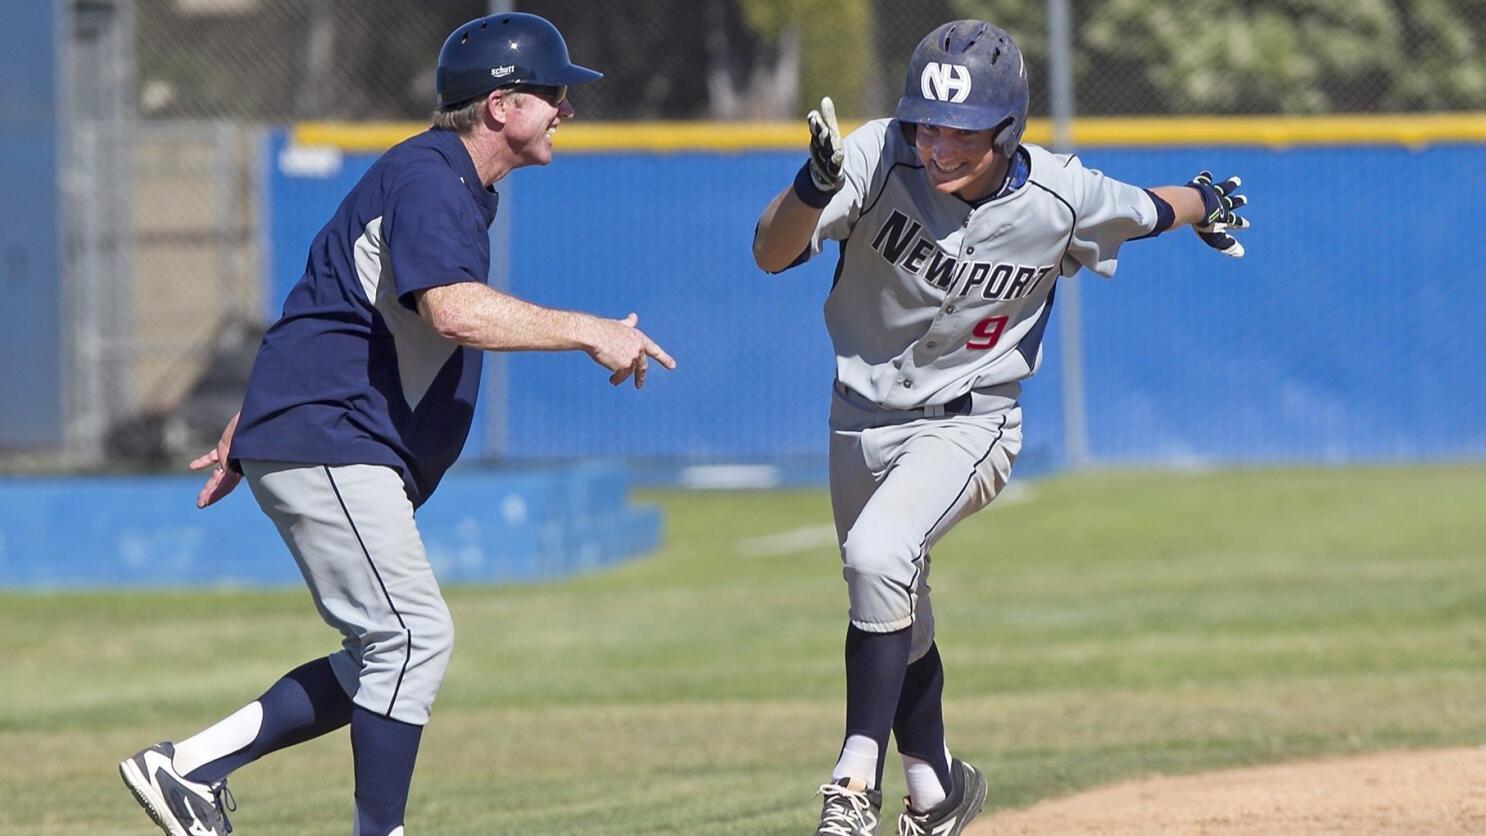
left=809, top=118, right=1158, bottom=410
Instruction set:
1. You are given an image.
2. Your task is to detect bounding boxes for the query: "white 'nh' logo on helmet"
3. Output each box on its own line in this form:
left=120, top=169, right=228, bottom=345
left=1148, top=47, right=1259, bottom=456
left=921, top=62, right=971, bottom=103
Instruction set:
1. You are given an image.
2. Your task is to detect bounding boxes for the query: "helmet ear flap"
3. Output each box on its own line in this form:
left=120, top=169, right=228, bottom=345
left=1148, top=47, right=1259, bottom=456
left=990, top=115, right=1017, bottom=156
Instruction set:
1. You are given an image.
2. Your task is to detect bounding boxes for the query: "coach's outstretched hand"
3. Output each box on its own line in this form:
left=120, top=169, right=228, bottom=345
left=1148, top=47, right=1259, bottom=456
left=1188, top=171, right=1249, bottom=258
left=586, top=313, right=676, bottom=389
left=190, top=411, right=241, bottom=508
left=807, top=96, right=845, bottom=194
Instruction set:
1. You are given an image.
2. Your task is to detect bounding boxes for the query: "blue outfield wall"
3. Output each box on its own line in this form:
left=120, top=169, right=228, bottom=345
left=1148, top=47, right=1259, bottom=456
left=268, top=133, right=1486, bottom=470
left=0, top=465, right=659, bottom=589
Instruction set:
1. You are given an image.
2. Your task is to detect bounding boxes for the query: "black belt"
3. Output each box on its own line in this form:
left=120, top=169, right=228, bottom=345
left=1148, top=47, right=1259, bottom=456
left=833, top=382, right=982, bottom=417
left=920, top=392, right=974, bottom=418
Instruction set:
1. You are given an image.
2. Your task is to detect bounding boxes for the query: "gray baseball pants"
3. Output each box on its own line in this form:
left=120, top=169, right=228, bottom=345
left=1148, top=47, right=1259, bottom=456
left=242, top=460, right=453, bottom=726
left=828, top=384, right=1022, bottom=662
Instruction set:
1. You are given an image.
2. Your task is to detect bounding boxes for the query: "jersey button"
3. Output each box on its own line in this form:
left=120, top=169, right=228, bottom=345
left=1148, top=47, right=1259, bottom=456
left=966, top=246, right=975, bottom=254
left=902, top=380, right=914, bottom=389
left=946, top=304, right=957, bottom=314
left=926, top=341, right=937, bottom=349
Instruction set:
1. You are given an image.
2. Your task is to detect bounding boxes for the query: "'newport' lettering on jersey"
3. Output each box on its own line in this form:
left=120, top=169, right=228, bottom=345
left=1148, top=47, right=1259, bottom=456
left=869, top=209, right=1055, bottom=302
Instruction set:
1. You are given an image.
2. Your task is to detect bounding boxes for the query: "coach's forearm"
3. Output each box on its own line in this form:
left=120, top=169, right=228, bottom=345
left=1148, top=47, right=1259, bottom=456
left=752, top=187, right=822, bottom=273
left=418, top=282, right=599, bottom=353
left=1151, top=185, right=1207, bottom=227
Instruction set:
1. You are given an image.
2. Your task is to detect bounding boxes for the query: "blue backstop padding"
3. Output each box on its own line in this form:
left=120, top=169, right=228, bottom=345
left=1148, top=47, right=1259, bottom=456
left=0, top=464, right=659, bottom=588
left=267, top=135, right=1486, bottom=470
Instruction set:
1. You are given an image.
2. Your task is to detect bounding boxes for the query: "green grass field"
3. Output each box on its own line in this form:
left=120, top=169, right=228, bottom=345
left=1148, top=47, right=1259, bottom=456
left=4, top=465, right=1486, bottom=834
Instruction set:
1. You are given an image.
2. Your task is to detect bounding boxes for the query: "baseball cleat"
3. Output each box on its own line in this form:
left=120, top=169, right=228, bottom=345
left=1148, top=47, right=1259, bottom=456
left=895, top=758, right=987, bottom=836
left=119, top=742, right=235, bottom=836
left=815, top=775, right=883, bottom=836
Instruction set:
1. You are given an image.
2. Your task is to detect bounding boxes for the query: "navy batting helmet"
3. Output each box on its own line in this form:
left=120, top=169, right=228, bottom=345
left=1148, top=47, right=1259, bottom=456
left=435, top=12, right=601, bottom=108
left=894, top=20, right=1029, bottom=159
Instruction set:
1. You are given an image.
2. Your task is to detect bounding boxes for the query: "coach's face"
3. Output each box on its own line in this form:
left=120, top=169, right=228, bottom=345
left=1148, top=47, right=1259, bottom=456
left=501, top=85, right=574, bottom=167
left=915, top=123, right=1002, bottom=201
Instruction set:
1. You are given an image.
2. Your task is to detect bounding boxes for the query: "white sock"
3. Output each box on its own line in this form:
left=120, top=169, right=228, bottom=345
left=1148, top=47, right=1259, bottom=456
left=832, top=734, right=880, bottom=789
left=171, top=701, right=264, bottom=778
left=903, top=745, right=951, bottom=810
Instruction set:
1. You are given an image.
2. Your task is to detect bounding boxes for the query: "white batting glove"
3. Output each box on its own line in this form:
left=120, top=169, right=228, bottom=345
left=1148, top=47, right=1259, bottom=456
left=1188, top=171, right=1250, bottom=258
left=806, top=96, right=845, bottom=194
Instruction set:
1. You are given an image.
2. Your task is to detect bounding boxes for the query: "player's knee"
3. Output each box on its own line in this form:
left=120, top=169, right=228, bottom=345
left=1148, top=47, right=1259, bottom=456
left=841, top=533, right=918, bottom=629
left=413, top=599, right=456, bottom=682
left=841, top=527, right=916, bottom=585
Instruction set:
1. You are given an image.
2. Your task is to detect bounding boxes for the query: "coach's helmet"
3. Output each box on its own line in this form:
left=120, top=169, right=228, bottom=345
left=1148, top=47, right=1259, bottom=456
left=436, top=12, right=601, bottom=108
left=895, top=20, right=1029, bottom=159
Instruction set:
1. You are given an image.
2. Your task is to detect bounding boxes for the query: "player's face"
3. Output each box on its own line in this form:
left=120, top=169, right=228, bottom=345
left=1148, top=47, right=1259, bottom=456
left=503, top=85, right=574, bottom=167
left=914, top=123, right=1003, bottom=200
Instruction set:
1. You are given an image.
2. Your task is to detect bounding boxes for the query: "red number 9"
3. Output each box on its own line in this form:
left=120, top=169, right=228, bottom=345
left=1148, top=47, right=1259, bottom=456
left=965, top=315, right=1008, bottom=350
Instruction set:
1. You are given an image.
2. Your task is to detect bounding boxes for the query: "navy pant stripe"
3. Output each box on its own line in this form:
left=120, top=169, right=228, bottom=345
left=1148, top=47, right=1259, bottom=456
left=323, top=466, right=414, bottom=719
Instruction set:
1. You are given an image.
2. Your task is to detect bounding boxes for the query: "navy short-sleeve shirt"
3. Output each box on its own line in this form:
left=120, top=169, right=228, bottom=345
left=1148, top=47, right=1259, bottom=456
left=231, top=128, right=500, bottom=506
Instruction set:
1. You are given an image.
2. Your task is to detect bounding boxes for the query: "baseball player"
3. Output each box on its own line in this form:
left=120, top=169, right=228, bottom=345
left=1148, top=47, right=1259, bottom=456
left=117, top=13, right=673, bottom=836
left=752, top=20, right=1247, bottom=836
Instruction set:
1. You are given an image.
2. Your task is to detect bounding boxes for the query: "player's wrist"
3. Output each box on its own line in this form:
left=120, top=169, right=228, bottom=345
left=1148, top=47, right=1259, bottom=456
left=1143, top=188, right=1176, bottom=235
left=1185, top=181, right=1224, bottom=227
left=793, top=162, right=836, bottom=210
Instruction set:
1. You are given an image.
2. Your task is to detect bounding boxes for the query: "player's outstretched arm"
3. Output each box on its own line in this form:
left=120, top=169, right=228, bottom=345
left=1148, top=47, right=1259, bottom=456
left=752, top=96, right=844, bottom=272
left=1151, top=171, right=1250, bottom=257
left=417, top=282, right=675, bottom=388
left=189, top=411, right=241, bottom=508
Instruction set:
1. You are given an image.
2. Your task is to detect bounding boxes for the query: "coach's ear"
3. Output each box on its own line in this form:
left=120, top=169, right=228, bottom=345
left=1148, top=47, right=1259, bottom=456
left=483, top=89, right=510, bottom=128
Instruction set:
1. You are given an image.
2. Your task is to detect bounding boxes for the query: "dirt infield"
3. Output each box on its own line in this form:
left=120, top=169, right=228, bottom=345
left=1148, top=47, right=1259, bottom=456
left=967, top=747, right=1486, bottom=835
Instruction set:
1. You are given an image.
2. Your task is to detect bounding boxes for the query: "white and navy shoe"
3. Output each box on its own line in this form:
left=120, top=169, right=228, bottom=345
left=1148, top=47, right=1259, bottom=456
left=119, top=742, right=235, bottom=836
left=895, top=758, right=987, bottom=836
left=815, top=776, right=883, bottom=836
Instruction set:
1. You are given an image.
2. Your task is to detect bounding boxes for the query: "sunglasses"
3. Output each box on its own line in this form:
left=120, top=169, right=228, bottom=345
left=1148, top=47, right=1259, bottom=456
left=509, top=84, right=567, bottom=108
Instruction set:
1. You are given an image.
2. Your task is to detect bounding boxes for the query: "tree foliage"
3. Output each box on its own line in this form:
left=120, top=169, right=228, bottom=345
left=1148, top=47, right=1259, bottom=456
left=738, top=0, right=876, bottom=116
left=950, top=0, right=1486, bottom=114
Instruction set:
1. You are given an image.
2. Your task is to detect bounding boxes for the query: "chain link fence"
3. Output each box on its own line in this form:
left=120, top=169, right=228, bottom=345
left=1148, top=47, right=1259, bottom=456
left=136, top=0, right=1486, bottom=123
left=21, top=0, right=1485, bottom=470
